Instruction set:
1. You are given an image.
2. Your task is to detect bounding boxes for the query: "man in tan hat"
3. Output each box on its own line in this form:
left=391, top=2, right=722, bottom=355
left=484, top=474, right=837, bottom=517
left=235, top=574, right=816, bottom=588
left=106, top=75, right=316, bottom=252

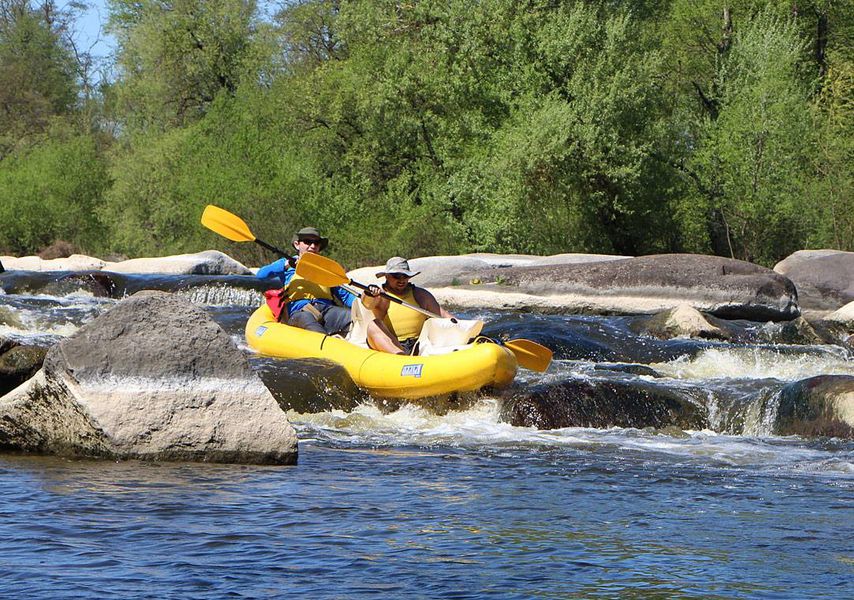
left=257, top=226, right=378, bottom=335
left=363, top=257, right=455, bottom=354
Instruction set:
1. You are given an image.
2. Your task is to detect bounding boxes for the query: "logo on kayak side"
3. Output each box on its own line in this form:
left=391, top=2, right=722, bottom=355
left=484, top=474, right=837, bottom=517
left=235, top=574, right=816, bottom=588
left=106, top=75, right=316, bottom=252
left=401, top=364, right=423, bottom=378
left=255, top=326, right=268, bottom=337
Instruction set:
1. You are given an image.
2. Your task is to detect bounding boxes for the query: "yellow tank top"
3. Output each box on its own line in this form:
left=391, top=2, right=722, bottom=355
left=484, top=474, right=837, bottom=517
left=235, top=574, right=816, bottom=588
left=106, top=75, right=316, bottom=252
left=383, top=287, right=428, bottom=341
left=286, top=273, right=334, bottom=302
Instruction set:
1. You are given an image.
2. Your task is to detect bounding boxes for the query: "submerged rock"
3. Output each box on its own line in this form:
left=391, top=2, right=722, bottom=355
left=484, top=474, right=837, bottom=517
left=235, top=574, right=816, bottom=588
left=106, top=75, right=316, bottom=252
left=0, top=292, right=297, bottom=464
left=774, top=250, right=854, bottom=310
left=769, top=375, right=854, bottom=439
left=500, top=378, right=706, bottom=430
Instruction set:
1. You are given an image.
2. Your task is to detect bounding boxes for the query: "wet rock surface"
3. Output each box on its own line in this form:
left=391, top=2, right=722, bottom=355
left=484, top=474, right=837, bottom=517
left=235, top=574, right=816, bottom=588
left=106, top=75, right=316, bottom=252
left=769, top=375, right=854, bottom=438
left=501, top=378, right=706, bottom=430
left=0, top=341, right=48, bottom=397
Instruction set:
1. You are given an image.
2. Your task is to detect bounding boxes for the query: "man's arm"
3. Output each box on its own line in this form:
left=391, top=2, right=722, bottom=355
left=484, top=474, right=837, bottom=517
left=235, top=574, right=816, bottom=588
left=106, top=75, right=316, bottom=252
left=413, top=286, right=453, bottom=318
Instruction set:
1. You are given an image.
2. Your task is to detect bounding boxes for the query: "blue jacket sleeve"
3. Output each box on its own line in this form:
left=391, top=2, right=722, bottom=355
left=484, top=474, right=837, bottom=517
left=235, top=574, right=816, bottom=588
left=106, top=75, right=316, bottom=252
left=256, top=258, right=295, bottom=287
left=333, top=285, right=356, bottom=308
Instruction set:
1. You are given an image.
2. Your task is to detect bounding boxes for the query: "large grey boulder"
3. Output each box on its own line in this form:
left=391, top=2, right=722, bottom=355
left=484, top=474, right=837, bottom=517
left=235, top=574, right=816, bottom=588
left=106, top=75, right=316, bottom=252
left=774, top=250, right=854, bottom=310
left=0, top=292, right=297, bottom=463
left=105, top=250, right=252, bottom=275
left=440, top=254, right=799, bottom=320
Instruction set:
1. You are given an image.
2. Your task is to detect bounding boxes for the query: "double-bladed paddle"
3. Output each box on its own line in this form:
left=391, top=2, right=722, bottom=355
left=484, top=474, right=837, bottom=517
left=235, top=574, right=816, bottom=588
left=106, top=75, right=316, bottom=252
left=201, top=205, right=295, bottom=266
left=297, top=253, right=553, bottom=372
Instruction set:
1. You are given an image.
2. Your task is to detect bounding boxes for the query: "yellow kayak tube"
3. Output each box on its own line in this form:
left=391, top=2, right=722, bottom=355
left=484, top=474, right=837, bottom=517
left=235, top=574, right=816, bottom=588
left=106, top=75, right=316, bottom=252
left=245, top=305, right=518, bottom=399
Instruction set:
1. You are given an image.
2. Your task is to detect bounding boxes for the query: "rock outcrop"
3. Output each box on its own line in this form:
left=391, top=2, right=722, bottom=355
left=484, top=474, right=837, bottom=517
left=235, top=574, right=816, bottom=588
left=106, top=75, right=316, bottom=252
left=0, top=250, right=252, bottom=276
left=774, top=250, right=854, bottom=310
left=0, top=292, right=297, bottom=463
left=438, top=254, right=799, bottom=320
left=105, top=250, right=252, bottom=275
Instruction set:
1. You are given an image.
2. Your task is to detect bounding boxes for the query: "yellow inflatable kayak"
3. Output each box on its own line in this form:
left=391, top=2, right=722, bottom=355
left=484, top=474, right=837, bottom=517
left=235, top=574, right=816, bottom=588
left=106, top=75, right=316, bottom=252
left=245, top=305, right=518, bottom=399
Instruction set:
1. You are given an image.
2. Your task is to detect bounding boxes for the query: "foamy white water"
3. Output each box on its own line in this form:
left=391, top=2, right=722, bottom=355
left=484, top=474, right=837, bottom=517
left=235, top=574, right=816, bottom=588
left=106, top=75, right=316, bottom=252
left=652, top=346, right=854, bottom=381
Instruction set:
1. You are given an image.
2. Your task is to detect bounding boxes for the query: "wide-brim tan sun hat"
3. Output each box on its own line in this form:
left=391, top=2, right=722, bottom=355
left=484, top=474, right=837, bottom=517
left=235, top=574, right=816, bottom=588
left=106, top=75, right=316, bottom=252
left=376, top=256, right=420, bottom=278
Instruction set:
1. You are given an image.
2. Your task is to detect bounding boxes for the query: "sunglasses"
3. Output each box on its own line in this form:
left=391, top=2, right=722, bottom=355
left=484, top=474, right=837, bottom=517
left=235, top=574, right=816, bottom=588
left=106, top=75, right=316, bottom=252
left=299, top=238, right=322, bottom=246
left=387, top=273, right=411, bottom=280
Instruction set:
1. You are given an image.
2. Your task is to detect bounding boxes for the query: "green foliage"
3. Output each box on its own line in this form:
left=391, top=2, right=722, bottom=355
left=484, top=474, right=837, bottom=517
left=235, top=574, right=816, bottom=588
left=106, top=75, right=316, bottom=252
left=0, top=121, right=110, bottom=254
left=677, top=11, right=818, bottom=265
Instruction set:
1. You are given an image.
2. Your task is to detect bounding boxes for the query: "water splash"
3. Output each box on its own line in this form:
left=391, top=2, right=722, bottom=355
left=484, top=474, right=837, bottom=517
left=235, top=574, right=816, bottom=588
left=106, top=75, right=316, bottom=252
left=286, top=398, right=854, bottom=475
left=176, top=286, right=262, bottom=307
left=652, top=346, right=854, bottom=381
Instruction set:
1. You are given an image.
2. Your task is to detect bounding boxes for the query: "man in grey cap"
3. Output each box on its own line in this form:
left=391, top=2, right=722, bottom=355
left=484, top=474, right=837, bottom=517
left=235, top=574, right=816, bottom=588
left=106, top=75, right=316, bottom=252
left=257, top=226, right=378, bottom=335
left=363, top=257, right=455, bottom=354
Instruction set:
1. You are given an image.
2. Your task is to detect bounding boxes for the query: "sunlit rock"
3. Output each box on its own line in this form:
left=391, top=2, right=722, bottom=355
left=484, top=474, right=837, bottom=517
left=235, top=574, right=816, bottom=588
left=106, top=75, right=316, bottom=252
left=105, top=250, right=252, bottom=275
left=774, top=250, right=854, bottom=310
left=0, top=292, right=297, bottom=464
left=825, top=301, right=854, bottom=328
left=435, top=254, right=799, bottom=320
left=769, top=375, right=854, bottom=439
left=0, top=254, right=107, bottom=272
left=500, top=378, right=706, bottom=430
left=630, top=304, right=728, bottom=340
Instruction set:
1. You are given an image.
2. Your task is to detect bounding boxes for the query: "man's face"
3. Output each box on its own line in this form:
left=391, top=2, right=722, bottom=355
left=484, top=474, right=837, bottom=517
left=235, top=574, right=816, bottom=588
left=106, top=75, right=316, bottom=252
left=384, top=273, right=411, bottom=294
left=294, top=237, right=323, bottom=257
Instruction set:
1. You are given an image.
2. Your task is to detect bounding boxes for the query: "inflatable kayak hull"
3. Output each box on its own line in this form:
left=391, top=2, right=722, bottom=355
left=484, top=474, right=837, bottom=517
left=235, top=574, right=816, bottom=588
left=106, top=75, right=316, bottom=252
left=245, top=305, right=517, bottom=399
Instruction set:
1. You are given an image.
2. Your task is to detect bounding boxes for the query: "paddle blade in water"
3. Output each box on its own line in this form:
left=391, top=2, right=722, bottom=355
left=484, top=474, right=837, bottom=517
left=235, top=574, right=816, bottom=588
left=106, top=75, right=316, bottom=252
left=505, top=338, right=553, bottom=372
left=295, top=252, right=350, bottom=287
left=201, top=205, right=256, bottom=243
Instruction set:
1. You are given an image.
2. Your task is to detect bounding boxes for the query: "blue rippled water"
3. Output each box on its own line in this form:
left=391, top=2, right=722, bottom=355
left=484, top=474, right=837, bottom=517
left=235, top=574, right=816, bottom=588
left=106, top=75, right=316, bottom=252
left=2, top=430, right=852, bottom=599
left=2, top=274, right=853, bottom=598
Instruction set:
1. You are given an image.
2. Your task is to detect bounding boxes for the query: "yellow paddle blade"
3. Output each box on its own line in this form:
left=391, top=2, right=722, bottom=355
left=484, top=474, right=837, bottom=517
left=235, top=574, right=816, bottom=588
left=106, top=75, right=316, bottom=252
left=505, top=338, right=553, bottom=372
left=201, top=205, right=256, bottom=243
left=295, top=252, right=350, bottom=287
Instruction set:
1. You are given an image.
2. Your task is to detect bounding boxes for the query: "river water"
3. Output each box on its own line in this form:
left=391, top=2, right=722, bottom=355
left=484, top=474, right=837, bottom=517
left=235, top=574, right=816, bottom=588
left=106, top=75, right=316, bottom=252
left=1, top=273, right=852, bottom=598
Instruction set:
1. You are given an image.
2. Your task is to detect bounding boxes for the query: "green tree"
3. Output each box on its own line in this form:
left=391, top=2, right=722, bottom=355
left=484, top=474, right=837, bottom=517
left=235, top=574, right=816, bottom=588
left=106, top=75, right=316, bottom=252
left=0, top=0, right=78, bottom=155
left=107, top=0, right=261, bottom=130
left=678, top=11, right=816, bottom=264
